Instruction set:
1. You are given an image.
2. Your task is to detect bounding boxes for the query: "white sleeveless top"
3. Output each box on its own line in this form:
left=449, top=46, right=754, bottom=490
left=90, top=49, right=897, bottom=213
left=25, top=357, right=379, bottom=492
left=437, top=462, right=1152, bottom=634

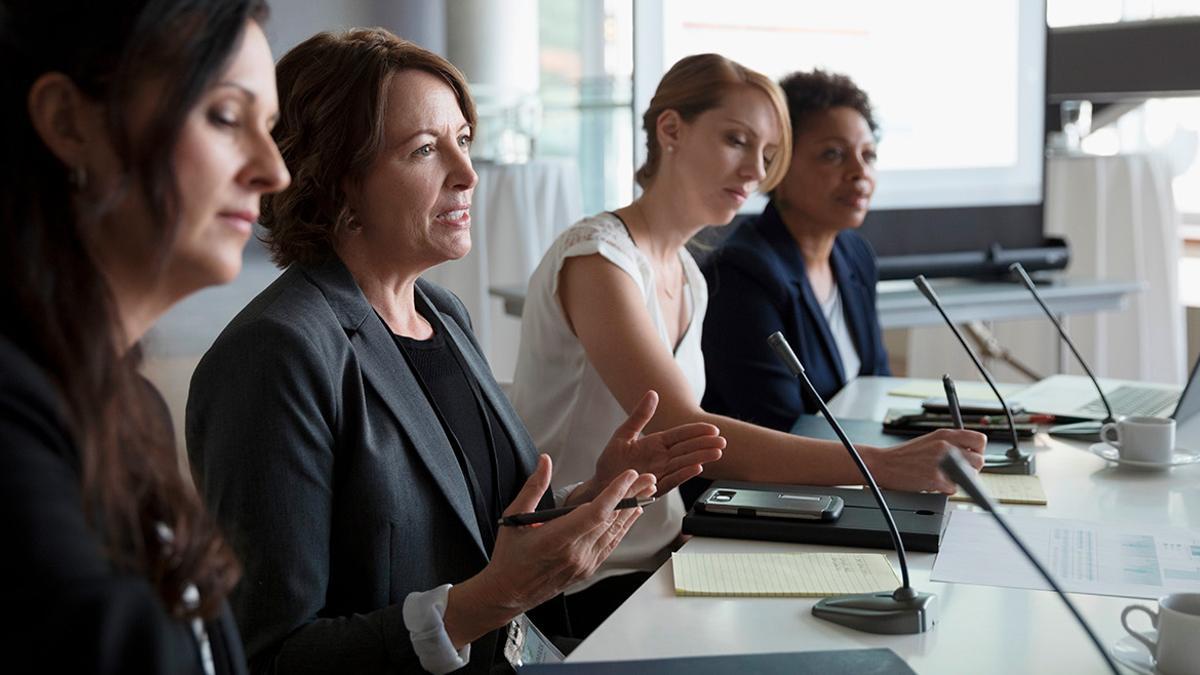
left=512, top=213, right=707, bottom=590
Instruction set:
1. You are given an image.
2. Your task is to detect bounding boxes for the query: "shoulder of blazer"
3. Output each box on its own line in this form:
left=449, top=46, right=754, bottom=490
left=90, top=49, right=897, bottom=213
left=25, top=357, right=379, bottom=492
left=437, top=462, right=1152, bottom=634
left=704, top=215, right=798, bottom=306
left=833, top=230, right=880, bottom=288
left=0, top=335, right=74, bottom=461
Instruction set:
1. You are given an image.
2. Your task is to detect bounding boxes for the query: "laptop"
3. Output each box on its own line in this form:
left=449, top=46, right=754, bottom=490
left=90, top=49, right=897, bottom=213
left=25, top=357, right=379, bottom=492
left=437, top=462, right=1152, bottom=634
left=1014, top=356, right=1200, bottom=449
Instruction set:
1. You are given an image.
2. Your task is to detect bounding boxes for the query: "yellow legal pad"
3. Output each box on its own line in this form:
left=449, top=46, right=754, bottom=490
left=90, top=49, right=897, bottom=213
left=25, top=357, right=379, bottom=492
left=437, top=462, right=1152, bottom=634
left=949, top=472, right=1047, bottom=505
left=672, top=552, right=900, bottom=597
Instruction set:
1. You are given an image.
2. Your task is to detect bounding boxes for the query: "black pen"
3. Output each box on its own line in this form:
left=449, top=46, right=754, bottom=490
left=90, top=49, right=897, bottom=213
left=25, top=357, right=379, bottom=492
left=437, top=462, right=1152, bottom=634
left=942, top=374, right=965, bottom=430
left=498, top=497, right=656, bottom=527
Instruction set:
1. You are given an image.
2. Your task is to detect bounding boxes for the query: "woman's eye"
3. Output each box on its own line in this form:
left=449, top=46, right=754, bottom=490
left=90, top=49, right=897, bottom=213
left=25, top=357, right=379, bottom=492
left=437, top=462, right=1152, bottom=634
left=207, top=108, right=239, bottom=128
left=727, top=135, right=747, bottom=147
left=864, top=150, right=878, bottom=164
left=822, top=148, right=844, bottom=161
left=413, top=144, right=434, bottom=157
left=458, top=134, right=472, bottom=148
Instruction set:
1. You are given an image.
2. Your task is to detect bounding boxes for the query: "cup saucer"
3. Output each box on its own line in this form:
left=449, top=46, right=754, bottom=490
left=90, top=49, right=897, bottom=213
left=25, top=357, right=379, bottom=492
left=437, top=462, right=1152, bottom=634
left=1088, top=442, right=1200, bottom=470
left=1110, top=632, right=1157, bottom=674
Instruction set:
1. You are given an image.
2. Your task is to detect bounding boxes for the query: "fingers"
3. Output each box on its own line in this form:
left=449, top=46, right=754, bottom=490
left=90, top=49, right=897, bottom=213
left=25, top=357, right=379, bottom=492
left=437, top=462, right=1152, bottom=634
left=503, top=454, right=552, bottom=517
left=933, top=428, right=988, bottom=453
left=662, top=445, right=724, bottom=476
left=963, top=449, right=986, bottom=471
left=612, top=390, right=659, bottom=443
left=655, top=421, right=722, bottom=446
left=627, top=472, right=657, bottom=499
left=654, top=464, right=704, bottom=496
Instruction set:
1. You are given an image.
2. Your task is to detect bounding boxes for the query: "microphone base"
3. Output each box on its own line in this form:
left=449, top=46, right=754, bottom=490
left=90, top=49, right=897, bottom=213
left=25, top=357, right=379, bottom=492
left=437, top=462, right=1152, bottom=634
left=812, top=590, right=937, bottom=634
left=982, top=451, right=1036, bottom=475
left=1047, top=420, right=1104, bottom=443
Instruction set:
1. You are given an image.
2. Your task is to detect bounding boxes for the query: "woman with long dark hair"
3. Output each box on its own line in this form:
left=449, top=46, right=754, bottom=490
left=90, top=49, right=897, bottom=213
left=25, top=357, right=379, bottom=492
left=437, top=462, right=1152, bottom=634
left=0, top=1, right=289, bottom=672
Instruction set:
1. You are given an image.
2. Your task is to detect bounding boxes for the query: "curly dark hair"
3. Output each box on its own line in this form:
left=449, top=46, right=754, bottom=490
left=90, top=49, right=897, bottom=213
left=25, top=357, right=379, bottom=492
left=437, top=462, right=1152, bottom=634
left=261, top=28, right=477, bottom=268
left=777, top=69, right=878, bottom=140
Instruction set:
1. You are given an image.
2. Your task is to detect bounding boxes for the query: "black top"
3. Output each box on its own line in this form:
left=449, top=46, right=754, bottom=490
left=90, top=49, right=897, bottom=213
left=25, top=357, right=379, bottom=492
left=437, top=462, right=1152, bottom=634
left=391, top=297, right=520, bottom=549
left=0, top=334, right=247, bottom=674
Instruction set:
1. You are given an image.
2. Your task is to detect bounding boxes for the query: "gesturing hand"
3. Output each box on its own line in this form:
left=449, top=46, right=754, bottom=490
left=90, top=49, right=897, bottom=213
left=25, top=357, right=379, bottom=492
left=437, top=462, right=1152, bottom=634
left=574, top=390, right=724, bottom=504
left=444, top=455, right=655, bottom=649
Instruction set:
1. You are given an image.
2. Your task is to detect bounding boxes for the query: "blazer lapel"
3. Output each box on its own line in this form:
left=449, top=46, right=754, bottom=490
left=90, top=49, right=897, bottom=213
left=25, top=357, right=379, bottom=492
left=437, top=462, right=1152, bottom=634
left=303, top=258, right=488, bottom=557
left=760, top=205, right=845, bottom=384
left=830, top=238, right=873, bottom=376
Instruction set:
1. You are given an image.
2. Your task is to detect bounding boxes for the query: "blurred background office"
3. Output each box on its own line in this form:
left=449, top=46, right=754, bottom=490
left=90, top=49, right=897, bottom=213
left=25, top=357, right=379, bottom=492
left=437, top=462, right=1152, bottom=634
left=144, top=0, right=1200, bottom=459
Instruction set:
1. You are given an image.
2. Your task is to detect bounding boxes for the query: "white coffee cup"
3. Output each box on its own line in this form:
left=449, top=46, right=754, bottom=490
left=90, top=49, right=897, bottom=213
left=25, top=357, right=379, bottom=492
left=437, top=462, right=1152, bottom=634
left=1100, top=416, right=1175, bottom=464
left=1121, top=593, right=1200, bottom=675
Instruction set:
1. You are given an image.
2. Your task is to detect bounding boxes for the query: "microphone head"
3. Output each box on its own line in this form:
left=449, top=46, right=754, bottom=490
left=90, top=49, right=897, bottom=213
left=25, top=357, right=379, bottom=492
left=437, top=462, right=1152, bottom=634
left=1009, top=262, right=1035, bottom=290
left=767, top=332, right=805, bottom=376
left=912, top=275, right=939, bottom=305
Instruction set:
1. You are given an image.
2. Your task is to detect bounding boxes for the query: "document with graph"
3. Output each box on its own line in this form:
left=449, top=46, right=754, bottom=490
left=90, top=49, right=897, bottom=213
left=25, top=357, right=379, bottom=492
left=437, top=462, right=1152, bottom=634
left=932, top=511, right=1200, bottom=599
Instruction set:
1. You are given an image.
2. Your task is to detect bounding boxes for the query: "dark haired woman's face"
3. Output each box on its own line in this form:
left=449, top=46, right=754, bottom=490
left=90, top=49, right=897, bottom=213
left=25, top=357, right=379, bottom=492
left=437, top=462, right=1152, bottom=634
left=88, top=21, right=289, bottom=305
left=346, top=69, right=476, bottom=272
left=775, top=106, right=876, bottom=233
left=164, top=21, right=290, bottom=291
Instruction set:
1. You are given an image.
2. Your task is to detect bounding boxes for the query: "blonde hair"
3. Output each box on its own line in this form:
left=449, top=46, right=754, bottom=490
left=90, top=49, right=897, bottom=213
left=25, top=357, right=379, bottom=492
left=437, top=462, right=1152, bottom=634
left=636, top=54, right=791, bottom=192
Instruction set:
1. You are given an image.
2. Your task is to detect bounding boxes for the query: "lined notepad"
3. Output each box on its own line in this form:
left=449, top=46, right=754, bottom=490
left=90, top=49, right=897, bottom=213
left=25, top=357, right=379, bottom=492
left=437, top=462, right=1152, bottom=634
left=672, top=552, right=900, bottom=597
left=949, top=473, right=1047, bottom=505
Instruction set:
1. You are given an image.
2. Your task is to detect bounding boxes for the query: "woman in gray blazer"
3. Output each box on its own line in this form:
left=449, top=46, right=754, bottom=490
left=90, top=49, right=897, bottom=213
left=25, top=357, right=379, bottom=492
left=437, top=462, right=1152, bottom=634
left=185, top=29, right=725, bottom=675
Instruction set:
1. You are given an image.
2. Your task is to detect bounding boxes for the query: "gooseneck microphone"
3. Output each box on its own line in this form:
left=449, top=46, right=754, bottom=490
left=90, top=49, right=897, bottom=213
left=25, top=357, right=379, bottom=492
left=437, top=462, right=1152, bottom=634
left=939, top=449, right=1120, bottom=674
left=913, top=275, right=1035, bottom=475
left=768, top=332, right=935, bottom=634
left=1010, top=262, right=1116, bottom=440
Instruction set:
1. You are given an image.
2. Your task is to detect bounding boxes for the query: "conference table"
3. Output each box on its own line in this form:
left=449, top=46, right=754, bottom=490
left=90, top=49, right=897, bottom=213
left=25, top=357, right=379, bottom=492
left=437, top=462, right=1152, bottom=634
left=567, top=376, right=1200, bottom=673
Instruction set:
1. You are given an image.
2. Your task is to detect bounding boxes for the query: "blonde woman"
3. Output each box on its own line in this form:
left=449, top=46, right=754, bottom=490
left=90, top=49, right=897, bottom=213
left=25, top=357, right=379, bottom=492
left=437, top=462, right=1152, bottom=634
left=512, top=54, right=987, bottom=635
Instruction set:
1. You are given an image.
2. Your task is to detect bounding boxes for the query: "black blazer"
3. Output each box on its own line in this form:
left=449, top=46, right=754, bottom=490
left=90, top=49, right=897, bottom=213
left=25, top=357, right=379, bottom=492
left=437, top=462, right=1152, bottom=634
left=186, top=256, right=563, bottom=675
left=701, top=202, right=891, bottom=431
left=0, top=335, right=246, bottom=675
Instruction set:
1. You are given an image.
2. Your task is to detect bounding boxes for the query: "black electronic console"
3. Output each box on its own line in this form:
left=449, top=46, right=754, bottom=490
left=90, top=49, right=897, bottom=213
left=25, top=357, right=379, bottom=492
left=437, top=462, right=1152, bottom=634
left=876, top=237, right=1069, bottom=281
left=683, top=480, right=948, bottom=553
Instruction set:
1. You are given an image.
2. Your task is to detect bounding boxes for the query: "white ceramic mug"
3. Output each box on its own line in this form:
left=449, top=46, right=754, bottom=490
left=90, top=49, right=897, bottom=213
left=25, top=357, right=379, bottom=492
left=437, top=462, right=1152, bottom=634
left=1100, top=416, right=1175, bottom=464
left=1121, top=593, right=1200, bottom=675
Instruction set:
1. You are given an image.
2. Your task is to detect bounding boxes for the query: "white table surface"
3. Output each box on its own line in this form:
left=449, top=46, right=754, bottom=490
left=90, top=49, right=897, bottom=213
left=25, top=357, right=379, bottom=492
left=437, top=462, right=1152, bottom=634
left=568, top=376, right=1200, bottom=673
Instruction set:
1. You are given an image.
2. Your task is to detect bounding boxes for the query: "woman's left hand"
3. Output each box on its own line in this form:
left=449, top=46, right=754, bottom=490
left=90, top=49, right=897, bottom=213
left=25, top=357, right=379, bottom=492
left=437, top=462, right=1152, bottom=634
left=570, top=390, right=725, bottom=504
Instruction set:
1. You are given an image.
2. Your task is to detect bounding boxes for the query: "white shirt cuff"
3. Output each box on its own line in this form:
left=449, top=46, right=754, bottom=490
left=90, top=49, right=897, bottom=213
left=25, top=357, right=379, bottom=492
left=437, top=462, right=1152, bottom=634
left=554, top=481, right=586, bottom=507
left=403, top=584, right=470, bottom=674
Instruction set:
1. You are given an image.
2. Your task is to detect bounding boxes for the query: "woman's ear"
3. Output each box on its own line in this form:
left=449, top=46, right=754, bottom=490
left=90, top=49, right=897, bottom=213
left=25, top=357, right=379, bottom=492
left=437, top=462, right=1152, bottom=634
left=26, top=72, right=104, bottom=173
left=654, top=109, right=684, bottom=154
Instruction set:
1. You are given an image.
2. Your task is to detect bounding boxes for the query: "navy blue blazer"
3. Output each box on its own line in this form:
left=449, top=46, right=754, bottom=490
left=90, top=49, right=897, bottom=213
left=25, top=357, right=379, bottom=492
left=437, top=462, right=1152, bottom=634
left=701, top=202, right=890, bottom=431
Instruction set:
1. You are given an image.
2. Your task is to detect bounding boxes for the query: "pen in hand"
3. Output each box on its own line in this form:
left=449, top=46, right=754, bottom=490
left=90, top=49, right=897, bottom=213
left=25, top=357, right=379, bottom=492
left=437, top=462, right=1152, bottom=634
left=942, top=374, right=965, bottom=430
left=498, top=497, right=656, bottom=527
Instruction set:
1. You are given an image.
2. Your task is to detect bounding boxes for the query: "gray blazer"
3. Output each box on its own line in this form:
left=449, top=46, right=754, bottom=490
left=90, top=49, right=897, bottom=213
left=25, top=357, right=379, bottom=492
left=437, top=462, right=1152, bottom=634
left=186, top=256, right=562, bottom=675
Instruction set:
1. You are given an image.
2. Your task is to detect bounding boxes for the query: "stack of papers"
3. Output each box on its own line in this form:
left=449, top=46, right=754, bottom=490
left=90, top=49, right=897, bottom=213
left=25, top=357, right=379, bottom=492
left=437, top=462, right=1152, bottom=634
left=949, top=473, right=1047, bottom=505
left=672, top=552, right=900, bottom=597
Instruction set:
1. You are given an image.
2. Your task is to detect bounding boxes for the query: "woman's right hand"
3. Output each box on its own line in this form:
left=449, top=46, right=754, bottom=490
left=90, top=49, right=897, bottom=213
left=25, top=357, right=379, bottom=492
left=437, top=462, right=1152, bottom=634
left=443, top=454, right=655, bottom=648
left=867, top=428, right=987, bottom=494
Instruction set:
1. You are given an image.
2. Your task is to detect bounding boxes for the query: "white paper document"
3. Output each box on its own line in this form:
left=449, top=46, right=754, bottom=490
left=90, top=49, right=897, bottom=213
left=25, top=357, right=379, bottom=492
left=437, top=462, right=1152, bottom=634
left=931, top=511, right=1200, bottom=599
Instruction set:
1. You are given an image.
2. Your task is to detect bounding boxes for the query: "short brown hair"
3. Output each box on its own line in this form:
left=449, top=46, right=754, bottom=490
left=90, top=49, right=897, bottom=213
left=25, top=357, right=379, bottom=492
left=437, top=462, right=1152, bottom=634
left=261, top=28, right=477, bottom=267
left=636, top=53, right=791, bottom=192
